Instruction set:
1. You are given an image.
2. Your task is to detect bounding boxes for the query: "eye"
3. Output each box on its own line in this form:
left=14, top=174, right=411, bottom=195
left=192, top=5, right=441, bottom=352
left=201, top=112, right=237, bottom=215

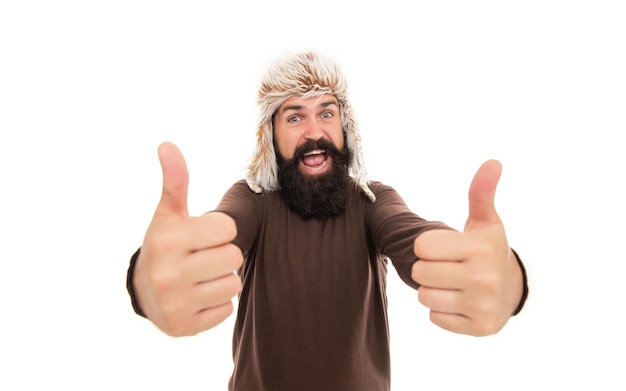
left=287, top=115, right=301, bottom=123
left=321, top=111, right=333, bottom=118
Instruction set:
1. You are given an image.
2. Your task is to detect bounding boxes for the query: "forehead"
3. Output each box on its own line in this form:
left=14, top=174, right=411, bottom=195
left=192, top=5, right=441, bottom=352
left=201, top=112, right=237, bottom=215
left=277, top=94, right=339, bottom=113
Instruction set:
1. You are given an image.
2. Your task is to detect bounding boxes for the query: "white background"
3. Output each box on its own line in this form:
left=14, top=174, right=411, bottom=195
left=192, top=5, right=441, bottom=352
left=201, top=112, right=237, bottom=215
left=1, top=1, right=625, bottom=390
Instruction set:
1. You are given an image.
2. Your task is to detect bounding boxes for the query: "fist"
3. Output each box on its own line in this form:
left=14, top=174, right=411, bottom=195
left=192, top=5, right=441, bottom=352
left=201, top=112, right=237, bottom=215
left=411, top=160, right=523, bottom=336
left=133, top=142, right=243, bottom=337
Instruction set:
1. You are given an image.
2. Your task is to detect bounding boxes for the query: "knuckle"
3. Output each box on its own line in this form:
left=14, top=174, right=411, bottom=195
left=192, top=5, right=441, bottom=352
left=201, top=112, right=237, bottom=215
left=157, top=304, right=199, bottom=337
left=475, top=300, right=499, bottom=322
left=226, top=244, right=244, bottom=269
left=210, top=212, right=237, bottom=241
left=150, top=266, right=182, bottom=293
left=223, top=274, right=243, bottom=296
left=417, top=287, right=432, bottom=308
left=468, top=268, right=499, bottom=292
left=218, top=301, right=235, bottom=319
left=161, top=319, right=195, bottom=337
left=472, top=320, right=501, bottom=337
left=417, top=291, right=429, bottom=307
left=411, top=262, right=422, bottom=282
left=200, top=302, right=234, bottom=332
left=468, top=303, right=506, bottom=336
left=471, top=324, right=489, bottom=337
left=224, top=217, right=237, bottom=241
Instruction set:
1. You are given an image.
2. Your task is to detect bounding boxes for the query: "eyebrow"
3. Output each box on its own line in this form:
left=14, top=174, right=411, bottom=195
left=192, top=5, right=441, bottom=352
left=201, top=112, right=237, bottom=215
left=278, top=99, right=339, bottom=116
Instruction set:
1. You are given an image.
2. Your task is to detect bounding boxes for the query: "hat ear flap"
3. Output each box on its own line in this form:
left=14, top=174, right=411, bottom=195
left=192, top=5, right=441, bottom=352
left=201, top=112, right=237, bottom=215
left=246, top=121, right=279, bottom=193
left=342, top=101, right=376, bottom=202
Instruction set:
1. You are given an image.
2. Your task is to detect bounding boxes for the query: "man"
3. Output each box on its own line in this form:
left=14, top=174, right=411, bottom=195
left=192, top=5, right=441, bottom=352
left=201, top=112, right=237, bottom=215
left=127, top=51, right=528, bottom=390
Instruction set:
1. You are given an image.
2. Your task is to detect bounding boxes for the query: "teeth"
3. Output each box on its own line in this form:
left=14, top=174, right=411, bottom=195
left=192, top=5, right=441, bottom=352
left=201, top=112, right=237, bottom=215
left=304, top=149, right=325, bottom=156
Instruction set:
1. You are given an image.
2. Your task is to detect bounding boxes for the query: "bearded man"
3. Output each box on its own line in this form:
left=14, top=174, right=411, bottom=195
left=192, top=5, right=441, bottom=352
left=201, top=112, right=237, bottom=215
left=127, top=51, right=528, bottom=391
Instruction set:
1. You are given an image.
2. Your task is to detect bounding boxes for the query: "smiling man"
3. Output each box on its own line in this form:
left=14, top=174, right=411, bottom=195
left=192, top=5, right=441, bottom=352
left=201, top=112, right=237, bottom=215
left=127, top=51, right=529, bottom=391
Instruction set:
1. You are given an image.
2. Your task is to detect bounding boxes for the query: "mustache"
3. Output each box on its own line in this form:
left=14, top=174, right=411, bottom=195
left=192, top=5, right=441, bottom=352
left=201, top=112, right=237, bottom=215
left=292, top=139, right=342, bottom=161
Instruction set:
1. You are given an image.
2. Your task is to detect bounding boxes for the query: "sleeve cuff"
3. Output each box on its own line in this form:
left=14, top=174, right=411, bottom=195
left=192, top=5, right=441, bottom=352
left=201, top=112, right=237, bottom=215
left=511, top=248, right=529, bottom=316
left=126, top=247, right=147, bottom=318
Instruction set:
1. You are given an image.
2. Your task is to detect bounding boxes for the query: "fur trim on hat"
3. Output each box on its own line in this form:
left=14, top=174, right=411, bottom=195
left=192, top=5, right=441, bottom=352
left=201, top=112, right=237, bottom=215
left=245, top=51, right=376, bottom=202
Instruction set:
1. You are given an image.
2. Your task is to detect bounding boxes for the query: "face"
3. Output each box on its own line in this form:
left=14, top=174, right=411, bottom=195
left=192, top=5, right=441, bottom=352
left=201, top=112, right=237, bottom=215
left=273, top=94, right=344, bottom=176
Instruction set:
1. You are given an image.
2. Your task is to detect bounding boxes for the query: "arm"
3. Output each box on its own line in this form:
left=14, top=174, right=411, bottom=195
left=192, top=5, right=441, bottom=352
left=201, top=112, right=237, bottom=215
left=365, top=181, right=452, bottom=290
left=366, top=162, right=528, bottom=336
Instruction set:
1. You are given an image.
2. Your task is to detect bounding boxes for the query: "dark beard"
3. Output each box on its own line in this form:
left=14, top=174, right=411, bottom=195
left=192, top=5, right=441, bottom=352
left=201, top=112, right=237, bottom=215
left=277, top=139, right=352, bottom=221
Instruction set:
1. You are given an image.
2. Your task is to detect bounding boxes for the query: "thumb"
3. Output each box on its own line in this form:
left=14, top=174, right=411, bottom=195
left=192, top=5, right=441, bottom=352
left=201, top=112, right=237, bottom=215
left=155, top=142, right=189, bottom=219
left=465, top=159, right=502, bottom=231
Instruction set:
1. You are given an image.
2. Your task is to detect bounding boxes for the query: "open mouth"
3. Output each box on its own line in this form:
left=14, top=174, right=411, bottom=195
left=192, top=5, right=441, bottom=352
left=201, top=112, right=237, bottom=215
left=301, top=149, right=329, bottom=171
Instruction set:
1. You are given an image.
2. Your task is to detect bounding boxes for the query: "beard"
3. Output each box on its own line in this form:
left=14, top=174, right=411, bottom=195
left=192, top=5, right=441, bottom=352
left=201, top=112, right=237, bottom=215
left=276, top=139, right=352, bottom=221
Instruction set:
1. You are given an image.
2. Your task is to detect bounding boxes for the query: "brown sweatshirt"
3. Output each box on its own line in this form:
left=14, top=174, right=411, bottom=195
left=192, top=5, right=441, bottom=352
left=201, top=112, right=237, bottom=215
left=212, top=179, right=451, bottom=390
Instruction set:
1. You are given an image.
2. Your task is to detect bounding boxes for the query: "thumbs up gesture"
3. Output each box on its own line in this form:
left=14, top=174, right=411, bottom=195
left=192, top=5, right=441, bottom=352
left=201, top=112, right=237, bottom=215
left=411, top=160, right=523, bottom=336
left=133, top=142, right=243, bottom=336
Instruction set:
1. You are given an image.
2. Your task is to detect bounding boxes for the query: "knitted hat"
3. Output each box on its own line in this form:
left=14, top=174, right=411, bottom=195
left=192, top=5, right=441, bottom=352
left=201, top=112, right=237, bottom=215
left=245, top=51, right=376, bottom=202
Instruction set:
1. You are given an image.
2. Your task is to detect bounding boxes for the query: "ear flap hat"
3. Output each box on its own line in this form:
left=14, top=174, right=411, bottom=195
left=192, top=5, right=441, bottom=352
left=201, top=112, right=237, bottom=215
left=245, top=51, right=376, bottom=202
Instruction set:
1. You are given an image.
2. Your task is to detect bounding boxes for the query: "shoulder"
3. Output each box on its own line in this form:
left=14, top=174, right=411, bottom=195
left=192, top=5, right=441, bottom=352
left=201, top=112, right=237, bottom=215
left=366, top=181, right=407, bottom=205
left=216, top=180, right=260, bottom=211
left=227, top=179, right=256, bottom=193
left=344, top=180, right=408, bottom=211
left=217, top=179, right=283, bottom=211
left=367, top=180, right=395, bottom=194
left=223, top=179, right=272, bottom=199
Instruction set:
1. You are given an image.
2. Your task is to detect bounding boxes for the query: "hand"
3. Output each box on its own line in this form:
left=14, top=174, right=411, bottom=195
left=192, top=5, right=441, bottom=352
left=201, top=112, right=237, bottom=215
left=411, top=160, right=523, bottom=336
left=133, top=142, right=243, bottom=337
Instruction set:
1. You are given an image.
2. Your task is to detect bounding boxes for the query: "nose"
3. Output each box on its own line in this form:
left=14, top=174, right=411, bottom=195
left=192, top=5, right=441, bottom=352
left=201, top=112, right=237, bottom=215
left=303, top=117, right=325, bottom=141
